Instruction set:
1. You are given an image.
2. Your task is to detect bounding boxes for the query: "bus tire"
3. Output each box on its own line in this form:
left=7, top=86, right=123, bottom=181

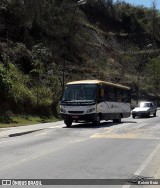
left=92, top=115, right=100, bottom=126
left=153, top=111, right=156, bottom=117
left=132, top=114, right=135, bottom=119
left=64, top=120, right=72, bottom=127
left=147, top=112, right=150, bottom=118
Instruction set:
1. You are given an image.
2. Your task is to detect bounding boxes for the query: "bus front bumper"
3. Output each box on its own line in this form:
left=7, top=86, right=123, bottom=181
left=60, top=113, right=97, bottom=122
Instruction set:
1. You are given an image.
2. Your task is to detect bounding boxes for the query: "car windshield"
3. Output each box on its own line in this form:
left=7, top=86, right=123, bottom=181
left=138, top=102, right=151, bottom=107
left=61, top=84, right=97, bottom=102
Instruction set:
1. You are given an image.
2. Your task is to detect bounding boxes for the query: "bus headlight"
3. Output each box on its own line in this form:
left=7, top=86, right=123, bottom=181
left=87, top=108, right=95, bottom=113
left=60, top=108, right=66, bottom=113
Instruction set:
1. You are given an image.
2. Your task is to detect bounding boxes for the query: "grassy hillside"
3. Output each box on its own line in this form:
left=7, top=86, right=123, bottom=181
left=0, top=0, right=160, bottom=120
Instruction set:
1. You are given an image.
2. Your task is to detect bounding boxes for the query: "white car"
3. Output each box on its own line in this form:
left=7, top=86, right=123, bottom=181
left=132, top=101, right=157, bottom=118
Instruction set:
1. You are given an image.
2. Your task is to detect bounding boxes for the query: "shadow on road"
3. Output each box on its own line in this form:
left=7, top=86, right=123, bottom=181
left=134, top=115, right=157, bottom=119
left=122, top=120, right=137, bottom=123
left=63, top=120, right=137, bottom=129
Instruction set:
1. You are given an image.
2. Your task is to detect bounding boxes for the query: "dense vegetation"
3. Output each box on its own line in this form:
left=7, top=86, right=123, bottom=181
left=0, top=0, right=160, bottom=119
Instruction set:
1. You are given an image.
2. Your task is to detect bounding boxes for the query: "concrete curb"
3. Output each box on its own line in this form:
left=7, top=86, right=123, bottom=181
left=0, top=121, right=64, bottom=139
left=8, top=129, right=43, bottom=137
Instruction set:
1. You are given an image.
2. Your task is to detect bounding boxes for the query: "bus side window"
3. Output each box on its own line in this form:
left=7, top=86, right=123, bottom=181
left=106, top=86, right=115, bottom=101
left=115, top=88, right=123, bottom=102
left=127, top=90, right=131, bottom=102
left=114, top=87, right=118, bottom=102
left=116, top=89, right=121, bottom=102
left=123, top=90, right=130, bottom=102
left=122, top=90, right=127, bottom=102
left=98, top=86, right=105, bottom=101
left=104, top=86, right=108, bottom=101
left=122, top=89, right=125, bottom=102
left=105, top=86, right=110, bottom=101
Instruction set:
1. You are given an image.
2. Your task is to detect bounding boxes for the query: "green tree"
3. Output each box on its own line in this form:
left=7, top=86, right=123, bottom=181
left=146, top=57, right=160, bottom=100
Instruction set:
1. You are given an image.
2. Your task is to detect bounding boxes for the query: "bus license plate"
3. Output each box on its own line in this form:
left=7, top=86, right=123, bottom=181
left=72, top=116, right=79, bottom=119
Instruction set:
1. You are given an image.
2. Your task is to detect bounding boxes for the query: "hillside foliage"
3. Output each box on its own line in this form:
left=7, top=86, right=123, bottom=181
left=0, top=0, right=160, bottom=117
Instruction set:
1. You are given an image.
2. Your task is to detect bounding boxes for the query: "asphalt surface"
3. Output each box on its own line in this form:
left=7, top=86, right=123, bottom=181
left=0, top=111, right=160, bottom=188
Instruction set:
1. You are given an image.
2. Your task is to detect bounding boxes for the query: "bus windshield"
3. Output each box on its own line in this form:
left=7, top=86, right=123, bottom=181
left=61, top=84, right=97, bottom=102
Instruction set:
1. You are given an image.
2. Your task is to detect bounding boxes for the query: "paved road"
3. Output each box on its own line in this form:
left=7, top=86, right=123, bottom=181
left=0, top=112, right=160, bottom=187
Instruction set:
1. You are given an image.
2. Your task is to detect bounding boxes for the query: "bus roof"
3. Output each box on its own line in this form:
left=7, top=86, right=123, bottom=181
left=66, top=80, right=130, bottom=90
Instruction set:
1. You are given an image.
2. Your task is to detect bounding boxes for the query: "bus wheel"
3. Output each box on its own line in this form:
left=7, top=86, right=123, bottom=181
left=147, top=112, right=150, bottom=118
left=132, top=114, right=135, bottom=119
left=113, top=118, right=121, bottom=123
left=64, top=120, right=72, bottom=127
left=92, top=115, right=100, bottom=126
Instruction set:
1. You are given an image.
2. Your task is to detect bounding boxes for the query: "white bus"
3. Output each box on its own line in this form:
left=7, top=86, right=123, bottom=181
left=60, top=80, right=131, bottom=127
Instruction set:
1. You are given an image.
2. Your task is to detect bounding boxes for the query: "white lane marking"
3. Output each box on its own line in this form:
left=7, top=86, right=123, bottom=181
left=134, top=144, right=160, bottom=176
left=0, top=140, right=12, bottom=144
left=122, top=143, right=160, bottom=188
